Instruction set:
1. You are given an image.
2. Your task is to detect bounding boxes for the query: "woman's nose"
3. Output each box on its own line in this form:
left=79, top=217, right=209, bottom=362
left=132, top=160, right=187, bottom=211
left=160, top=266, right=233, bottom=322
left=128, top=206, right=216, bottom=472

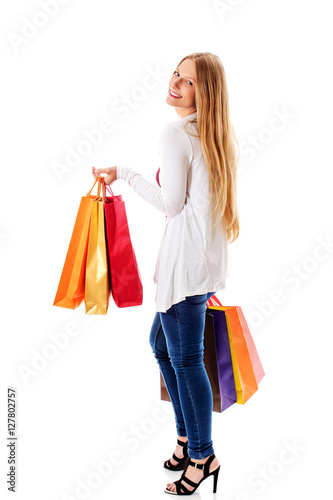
left=172, top=76, right=181, bottom=87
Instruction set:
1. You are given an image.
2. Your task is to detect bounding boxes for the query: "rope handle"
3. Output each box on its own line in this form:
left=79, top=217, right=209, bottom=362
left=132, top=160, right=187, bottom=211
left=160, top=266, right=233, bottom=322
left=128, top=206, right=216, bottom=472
left=87, top=178, right=98, bottom=196
left=207, top=295, right=223, bottom=307
left=105, top=183, right=115, bottom=197
left=87, top=177, right=105, bottom=201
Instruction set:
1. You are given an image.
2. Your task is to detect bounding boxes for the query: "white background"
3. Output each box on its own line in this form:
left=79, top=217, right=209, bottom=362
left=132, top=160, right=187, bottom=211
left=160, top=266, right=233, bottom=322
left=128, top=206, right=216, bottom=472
left=1, top=0, right=332, bottom=499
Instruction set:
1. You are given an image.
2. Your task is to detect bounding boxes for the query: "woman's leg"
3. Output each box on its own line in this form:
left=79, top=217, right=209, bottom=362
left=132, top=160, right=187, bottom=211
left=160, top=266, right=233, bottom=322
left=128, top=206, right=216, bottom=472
left=162, top=292, right=221, bottom=494
left=149, top=312, right=187, bottom=437
left=159, top=292, right=216, bottom=460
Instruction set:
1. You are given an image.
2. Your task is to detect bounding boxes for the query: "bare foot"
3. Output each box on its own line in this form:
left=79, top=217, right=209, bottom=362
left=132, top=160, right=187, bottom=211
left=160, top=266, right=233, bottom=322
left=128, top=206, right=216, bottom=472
left=165, top=455, right=220, bottom=494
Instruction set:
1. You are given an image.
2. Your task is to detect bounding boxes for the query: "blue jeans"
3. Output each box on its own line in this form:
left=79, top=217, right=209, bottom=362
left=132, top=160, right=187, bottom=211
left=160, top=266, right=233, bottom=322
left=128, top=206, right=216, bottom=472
left=149, top=292, right=215, bottom=459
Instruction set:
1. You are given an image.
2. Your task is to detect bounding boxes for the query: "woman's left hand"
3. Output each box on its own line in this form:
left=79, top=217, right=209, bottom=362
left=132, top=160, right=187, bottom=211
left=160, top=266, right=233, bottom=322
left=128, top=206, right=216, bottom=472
left=92, top=166, right=117, bottom=185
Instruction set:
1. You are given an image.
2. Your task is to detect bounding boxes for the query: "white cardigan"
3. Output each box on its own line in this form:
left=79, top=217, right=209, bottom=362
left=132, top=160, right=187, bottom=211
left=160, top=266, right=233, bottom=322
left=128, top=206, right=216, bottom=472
left=116, top=111, right=230, bottom=313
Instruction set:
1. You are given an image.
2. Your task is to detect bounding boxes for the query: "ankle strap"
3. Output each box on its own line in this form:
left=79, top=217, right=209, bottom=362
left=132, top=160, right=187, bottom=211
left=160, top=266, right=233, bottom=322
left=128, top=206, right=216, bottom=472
left=177, top=439, right=188, bottom=448
left=189, top=454, right=216, bottom=472
left=189, top=460, right=204, bottom=469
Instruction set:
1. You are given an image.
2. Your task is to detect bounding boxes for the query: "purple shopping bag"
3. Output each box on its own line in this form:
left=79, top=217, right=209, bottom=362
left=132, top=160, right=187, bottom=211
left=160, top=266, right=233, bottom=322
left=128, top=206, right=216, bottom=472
left=205, top=309, right=237, bottom=412
left=160, top=309, right=236, bottom=413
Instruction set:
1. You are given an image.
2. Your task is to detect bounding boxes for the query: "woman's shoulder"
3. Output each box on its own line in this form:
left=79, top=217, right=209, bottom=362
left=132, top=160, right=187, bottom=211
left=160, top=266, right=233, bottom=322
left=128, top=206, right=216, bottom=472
left=159, top=119, right=186, bottom=136
left=159, top=114, right=198, bottom=144
left=158, top=120, right=192, bottom=150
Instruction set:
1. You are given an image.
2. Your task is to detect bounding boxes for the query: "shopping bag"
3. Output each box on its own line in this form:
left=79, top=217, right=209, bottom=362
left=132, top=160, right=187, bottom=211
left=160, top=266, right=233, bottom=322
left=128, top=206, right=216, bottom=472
left=103, top=184, right=143, bottom=307
left=207, top=295, right=265, bottom=404
left=85, top=178, right=110, bottom=314
left=53, top=180, right=98, bottom=309
left=207, top=309, right=237, bottom=412
left=160, top=308, right=237, bottom=413
left=236, top=307, right=265, bottom=385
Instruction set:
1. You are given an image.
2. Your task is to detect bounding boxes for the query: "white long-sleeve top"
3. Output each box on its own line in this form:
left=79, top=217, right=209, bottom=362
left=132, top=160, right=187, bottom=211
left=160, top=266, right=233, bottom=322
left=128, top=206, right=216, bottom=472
left=116, top=111, right=230, bottom=313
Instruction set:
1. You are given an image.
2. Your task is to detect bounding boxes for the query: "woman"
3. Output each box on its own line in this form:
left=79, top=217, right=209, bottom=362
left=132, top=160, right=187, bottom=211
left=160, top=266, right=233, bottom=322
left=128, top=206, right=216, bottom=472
left=92, top=51, right=240, bottom=495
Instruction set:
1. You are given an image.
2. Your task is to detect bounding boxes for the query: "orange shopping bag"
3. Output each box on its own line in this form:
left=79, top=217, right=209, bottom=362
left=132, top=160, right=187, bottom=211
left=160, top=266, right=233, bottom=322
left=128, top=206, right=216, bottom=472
left=207, top=295, right=265, bottom=404
left=53, top=179, right=100, bottom=309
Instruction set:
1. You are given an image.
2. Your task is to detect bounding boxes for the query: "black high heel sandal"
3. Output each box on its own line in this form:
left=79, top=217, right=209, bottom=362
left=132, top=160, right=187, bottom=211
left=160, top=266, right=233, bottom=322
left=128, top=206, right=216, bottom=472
left=164, top=439, right=189, bottom=471
left=164, top=454, right=220, bottom=495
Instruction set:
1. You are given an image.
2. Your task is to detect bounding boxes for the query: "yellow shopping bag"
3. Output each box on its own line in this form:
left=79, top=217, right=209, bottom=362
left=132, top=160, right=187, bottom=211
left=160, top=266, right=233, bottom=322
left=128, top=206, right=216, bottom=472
left=85, top=178, right=110, bottom=314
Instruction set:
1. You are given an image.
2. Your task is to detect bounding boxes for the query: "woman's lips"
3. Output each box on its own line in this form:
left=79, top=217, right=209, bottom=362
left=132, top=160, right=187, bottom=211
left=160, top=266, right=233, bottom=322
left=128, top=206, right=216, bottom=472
left=169, top=89, right=182, bottom=98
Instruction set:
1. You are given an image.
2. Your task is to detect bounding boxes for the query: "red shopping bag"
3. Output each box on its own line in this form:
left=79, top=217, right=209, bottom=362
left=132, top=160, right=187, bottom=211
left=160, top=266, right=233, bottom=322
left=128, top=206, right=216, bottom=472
left=103, top=184, right=143, bottom=307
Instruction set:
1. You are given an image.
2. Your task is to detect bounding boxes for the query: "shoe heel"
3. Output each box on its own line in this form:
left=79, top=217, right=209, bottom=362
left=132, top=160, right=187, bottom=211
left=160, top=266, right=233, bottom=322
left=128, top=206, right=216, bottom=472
left=212, top=466, right=220, bottom=493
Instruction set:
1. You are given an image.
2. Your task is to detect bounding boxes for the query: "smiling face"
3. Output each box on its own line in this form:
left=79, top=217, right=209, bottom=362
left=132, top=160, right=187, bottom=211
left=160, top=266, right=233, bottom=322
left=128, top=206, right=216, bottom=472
left=166, top=58, right=197, bottom=118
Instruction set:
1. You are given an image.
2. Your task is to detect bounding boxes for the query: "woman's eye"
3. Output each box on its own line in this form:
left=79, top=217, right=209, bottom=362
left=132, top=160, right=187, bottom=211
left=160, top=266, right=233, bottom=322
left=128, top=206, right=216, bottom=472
left=173, top=71, right=193, bottom=85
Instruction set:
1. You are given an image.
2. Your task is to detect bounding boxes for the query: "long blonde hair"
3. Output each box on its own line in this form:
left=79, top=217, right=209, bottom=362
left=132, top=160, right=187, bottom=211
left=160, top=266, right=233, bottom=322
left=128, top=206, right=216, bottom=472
left=178, top=52, right=240, bottom=243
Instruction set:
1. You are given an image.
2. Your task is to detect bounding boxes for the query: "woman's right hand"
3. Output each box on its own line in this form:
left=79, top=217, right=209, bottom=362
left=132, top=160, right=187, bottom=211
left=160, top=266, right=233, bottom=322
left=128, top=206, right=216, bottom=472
left=92, top=166, right=117, bottom=185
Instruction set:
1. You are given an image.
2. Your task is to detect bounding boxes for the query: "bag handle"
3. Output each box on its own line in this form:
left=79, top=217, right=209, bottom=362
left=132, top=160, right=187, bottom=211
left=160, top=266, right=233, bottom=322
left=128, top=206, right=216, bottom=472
left=87, top=178, right=98, bottom=196
left=87, top=177, right=106, bottom=201
left=207, top=294, right=223, bottom=307
left=105, top=184, right=115, bottom=197
left=100, top=177, right=106, bottom=201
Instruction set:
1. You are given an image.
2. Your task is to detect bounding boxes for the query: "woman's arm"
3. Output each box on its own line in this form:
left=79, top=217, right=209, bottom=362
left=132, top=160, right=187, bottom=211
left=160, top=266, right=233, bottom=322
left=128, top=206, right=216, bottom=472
left=92, top=164, right=166, bottom=213
left=93, top=122, right=193, bottom=217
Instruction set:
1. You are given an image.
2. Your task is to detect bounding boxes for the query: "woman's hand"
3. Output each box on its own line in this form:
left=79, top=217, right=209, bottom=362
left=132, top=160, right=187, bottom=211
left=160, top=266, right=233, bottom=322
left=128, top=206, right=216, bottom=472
left=92, top=166, right=117, bottom=185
